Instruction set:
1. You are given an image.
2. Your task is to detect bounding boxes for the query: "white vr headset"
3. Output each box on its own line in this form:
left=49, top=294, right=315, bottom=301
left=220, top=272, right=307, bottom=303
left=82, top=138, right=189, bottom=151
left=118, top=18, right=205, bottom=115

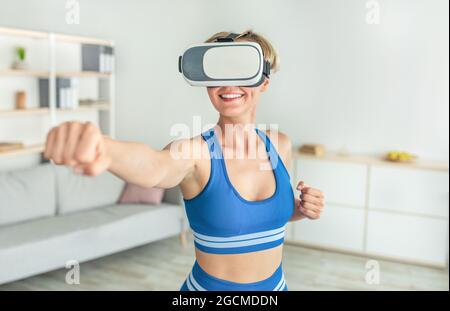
left=178, top=33, right=271, bottom=87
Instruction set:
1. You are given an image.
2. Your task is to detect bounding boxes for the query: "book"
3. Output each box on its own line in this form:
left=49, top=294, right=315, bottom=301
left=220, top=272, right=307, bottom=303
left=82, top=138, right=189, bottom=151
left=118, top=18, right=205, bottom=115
left=39, top=78, right=80, bottom=109
left=38, top=78, right=49, bottom=108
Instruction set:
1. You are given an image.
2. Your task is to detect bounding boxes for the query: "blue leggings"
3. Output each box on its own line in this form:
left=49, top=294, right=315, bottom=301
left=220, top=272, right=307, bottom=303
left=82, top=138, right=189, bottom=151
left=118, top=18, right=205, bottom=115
left=180, top=261, right=288, bottom=291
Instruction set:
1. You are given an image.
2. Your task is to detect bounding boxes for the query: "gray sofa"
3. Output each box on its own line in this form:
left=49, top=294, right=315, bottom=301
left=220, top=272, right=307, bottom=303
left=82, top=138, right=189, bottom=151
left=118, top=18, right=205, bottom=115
left=0, top=164, right=187, bottom=285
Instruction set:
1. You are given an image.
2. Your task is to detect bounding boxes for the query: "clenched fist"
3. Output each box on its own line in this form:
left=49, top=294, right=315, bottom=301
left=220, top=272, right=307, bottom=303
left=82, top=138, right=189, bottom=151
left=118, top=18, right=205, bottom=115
left=44, top=121, right=111, bottom=176
left=290, top=181, right=324, bottom=221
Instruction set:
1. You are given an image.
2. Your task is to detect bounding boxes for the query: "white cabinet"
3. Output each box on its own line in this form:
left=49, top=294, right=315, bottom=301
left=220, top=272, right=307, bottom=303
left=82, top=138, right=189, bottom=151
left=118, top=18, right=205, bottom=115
left=285, top=222, right=295, bottom=241
left=289, top=154, right=449, bottom=268
left=292, top=204, right=365, bottom=252
left=296, top=158, right=367, bottom=208
left=367, top=211, right=448, bottom=266
left=369, top=166, right=449, bottom=217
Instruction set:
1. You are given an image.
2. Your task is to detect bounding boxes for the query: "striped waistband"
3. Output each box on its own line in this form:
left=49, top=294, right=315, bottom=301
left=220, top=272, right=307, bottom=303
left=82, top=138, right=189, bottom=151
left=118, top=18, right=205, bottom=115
left=184, top=260, right=287, bottom=291
left=191, top=226, right=286, bottom=251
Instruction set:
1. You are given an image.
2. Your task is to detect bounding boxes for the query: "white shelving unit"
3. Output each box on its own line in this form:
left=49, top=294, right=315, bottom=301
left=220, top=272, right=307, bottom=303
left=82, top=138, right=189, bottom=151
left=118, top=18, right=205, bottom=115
left=0, top=26, right=115, bottom=162
left=286, top=152, right=449, bottom=268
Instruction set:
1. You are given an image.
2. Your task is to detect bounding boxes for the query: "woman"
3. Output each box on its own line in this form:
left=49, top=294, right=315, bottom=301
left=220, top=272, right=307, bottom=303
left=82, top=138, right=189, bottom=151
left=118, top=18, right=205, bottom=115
left=44, top=30, right=324, bottom=291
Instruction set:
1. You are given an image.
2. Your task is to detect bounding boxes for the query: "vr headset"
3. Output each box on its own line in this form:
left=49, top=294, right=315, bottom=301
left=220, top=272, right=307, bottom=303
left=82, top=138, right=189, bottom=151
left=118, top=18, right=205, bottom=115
left=178, top=33, right=271, bottom=87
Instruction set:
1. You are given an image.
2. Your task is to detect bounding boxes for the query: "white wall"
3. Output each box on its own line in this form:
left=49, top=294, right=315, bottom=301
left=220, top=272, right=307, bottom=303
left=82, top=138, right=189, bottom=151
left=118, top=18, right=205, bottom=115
left=0, top=0, right=448, bottom=161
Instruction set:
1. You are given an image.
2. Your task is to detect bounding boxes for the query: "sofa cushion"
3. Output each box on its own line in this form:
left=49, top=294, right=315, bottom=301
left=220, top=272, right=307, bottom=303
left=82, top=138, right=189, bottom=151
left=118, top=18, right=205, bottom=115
left=0, top=203, right=185, bottom=284
left=55, top=166, right=125, bottom=215
left=0, top=164, right=56, bottom=226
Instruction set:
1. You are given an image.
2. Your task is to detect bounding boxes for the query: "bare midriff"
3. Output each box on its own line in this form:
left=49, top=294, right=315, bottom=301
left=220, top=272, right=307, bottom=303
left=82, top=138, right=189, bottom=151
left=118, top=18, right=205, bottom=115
left=195, top=244, right=283, bottom=283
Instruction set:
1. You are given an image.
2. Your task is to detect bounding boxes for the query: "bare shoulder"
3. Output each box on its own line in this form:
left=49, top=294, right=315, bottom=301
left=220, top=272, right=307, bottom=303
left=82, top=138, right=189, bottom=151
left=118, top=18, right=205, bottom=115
left=163, top=134, right=208, bottom=160
left=265, top=129, right=292, bottom=164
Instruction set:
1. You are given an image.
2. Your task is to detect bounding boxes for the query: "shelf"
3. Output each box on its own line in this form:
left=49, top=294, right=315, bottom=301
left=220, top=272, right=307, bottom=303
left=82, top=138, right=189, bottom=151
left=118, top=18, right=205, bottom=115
left=57, top=102, right=110, bottom=112
left=54, top=33, right=114, bottom=47
left=0, top=27, right=48, bottom=40
left=0, top=107, right=49, bottom=117
left=0, top=144, right=44, bottom=158
left=0, top=69, right=49, bottom=77
left=295, top=151, right=449, bottom=172
left=0, top=102, right=109, bottom=117
left=56, top=71, right=112, bottom=78
left=0, top=25, right=116, bottom=143
left=0, top=70, right=112, bottom=78
left=0, top=26, right=113, bottom=46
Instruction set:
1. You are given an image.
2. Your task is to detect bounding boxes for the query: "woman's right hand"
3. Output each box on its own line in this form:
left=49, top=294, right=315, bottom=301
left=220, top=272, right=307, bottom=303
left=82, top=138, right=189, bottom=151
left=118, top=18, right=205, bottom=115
left=44, top=121, right=111, bottom=176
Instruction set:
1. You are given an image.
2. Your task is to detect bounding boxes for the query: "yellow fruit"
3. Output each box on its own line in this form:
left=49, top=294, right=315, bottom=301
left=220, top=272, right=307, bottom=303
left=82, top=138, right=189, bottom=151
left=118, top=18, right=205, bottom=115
left=387, top=152, right=399, bottom=161
left=387, top=151, right=414, bottom=162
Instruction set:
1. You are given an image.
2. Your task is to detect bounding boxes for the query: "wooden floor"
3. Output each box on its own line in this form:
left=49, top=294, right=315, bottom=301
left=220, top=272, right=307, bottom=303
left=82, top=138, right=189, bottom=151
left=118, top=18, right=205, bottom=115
left=1, top=234, right=448, bottom=291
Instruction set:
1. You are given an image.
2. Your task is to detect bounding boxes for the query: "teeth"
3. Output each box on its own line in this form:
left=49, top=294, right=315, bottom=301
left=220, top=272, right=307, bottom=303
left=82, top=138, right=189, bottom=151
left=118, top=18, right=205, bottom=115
left=220, top=94, right=243, bottom=99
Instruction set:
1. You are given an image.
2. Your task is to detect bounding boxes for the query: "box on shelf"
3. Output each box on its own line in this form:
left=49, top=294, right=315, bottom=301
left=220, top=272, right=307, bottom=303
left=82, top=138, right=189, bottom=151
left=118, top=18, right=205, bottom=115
left=81, top=44, right=114, bottom=73
left=298, top=144, right=326, bottom=157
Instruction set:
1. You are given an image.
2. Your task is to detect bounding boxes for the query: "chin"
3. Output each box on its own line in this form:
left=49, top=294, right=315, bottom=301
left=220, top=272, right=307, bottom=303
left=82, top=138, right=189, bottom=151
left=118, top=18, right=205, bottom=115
left=215, top=102, right=250, bottom=117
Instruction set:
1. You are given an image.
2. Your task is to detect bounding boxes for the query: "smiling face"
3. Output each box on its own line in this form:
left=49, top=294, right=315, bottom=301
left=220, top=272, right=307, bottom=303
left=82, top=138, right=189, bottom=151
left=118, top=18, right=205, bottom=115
left=207, top=80, right=270, bottom=117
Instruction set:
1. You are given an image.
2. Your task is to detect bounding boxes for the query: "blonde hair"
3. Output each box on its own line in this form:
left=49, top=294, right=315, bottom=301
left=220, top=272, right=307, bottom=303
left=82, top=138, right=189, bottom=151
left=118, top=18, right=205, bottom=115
left=205, top=30, right=280, bottom=73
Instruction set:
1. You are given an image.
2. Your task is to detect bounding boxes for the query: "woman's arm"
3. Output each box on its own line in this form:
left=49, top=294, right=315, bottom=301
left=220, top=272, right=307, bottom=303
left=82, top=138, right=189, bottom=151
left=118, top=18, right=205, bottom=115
left=44, top=121, right=195, bottom=189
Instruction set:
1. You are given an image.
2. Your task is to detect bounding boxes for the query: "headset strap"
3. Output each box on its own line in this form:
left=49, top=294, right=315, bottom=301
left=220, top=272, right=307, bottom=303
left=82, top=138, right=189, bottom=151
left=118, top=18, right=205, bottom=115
left=263, top=61, right=271, bottom=78
left=215, top=33, right=240, bottom=42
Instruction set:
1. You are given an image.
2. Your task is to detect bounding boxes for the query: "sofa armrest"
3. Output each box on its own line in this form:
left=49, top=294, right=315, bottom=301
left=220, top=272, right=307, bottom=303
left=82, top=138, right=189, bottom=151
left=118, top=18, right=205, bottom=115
left=163, top=186, right=183, bottom=206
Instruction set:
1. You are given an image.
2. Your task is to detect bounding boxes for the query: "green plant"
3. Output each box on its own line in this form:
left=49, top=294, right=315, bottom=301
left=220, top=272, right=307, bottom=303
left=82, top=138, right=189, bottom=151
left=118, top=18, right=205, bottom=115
left=16, top=47, right=26, bottom=61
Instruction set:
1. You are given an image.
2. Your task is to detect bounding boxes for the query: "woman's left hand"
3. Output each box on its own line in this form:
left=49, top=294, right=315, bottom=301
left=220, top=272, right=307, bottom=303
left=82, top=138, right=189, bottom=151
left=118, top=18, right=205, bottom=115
left=290, top=181, right=325, bottom=221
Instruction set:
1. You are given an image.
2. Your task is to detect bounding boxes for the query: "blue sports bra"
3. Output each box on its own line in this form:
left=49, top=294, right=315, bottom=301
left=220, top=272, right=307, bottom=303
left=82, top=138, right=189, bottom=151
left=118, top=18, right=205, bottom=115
left=183, top=127, right=295, bottom=254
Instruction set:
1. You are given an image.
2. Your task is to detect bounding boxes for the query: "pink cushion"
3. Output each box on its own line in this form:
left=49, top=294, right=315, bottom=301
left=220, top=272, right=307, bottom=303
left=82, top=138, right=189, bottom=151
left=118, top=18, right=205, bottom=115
left=119, top=183, right=165, bottom=205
